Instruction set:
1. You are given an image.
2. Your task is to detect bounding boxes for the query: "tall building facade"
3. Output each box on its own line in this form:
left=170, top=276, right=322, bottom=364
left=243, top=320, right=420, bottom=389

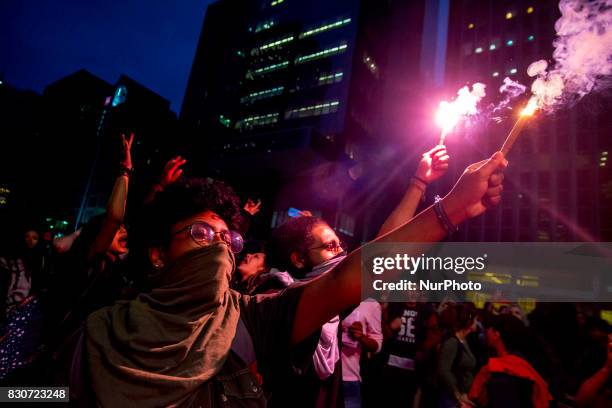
left=181, top=0, right=445, bottom=243
left=444, top=0, right=612, bottom=242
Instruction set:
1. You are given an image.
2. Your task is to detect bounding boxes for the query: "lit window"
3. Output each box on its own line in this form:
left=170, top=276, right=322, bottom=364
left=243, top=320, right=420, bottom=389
left=295, top=43, right=348, bottom=64
left=527, top=6, right=534, bottom=14
left=506, top=12, right=513, bottom=19
left=240, top=86, right=284, bottom=104
left=509, top=68, right=518, bottom=74
left=492, top=71, right=500, bottom=77
left=235, top=112, right=279, bottom=130
left=489, top=44, right=496, bottom=51
left=250, top=61, right=289, bottom=77
left=253, top=35, right=294, bottom=54
left=527, top=35, right=535, bottom=41
left=299, top=17, right=352, bottom=38
left=254, top=19, right=276, bottom=33
left=468, top=23, right=475, bottom=29
left=270, top=0, right=284, bottom=6
left=219, top=115, right=231, bottom=128
left=601, top=157, right=608, bottom=162
left=318, top=71, right=343, bottom=85
left=285, top=100, right=340, bottom=119
left=506, top=40, right=514, bottom=46
left=475, top=47, right=483, bottom=54
left=603, top=151, right=609, bottom=156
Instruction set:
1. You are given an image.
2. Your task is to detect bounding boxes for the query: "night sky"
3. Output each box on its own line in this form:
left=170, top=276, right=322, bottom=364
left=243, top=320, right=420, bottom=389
left=1, top=0, right=215, bottom=113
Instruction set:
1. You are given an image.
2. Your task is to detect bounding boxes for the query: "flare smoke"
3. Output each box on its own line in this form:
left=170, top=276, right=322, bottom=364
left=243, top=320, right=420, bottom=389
left=529, top=0, right=612, bottom=111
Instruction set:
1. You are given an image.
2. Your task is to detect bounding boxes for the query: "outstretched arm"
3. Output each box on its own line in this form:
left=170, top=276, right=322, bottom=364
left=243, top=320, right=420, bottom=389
left=292, top=152, right=506, bottom=345
left=88, top=133, right=133, bottom=260
left=378, top=145, right=449, bottom=237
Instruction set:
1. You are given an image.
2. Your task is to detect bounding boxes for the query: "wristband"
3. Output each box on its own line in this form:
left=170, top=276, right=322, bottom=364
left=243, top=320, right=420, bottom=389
left=118, top=164, right=134, bottom=178
left=433, top=195, right=458, bottom=235
left=413, top=175, right=429, bottom=186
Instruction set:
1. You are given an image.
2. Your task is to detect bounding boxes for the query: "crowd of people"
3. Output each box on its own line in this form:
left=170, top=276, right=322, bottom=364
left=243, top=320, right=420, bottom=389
left=1, top=133, right=611, bottom=407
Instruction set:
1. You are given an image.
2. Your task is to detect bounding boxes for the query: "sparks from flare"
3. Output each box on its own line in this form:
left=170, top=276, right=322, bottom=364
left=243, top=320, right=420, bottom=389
left=434, top=83, right=486, bottom=144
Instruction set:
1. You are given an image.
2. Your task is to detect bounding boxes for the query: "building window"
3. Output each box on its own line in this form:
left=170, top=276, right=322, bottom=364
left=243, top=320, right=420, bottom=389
left=318, top=71, right=343, bottom=85
left=235, top=112, right=279, bottom=130
left=252, top=35, right=294, bottom=55
left=299, top=17, right=352, bottom=38
left=270, top=0, right=284, bottom=6
left=249, top=61, right=289, bottom=77
left=285, top=100, right=340, bottom=119
left=295, top=42, right=348, bottom=64
left=219, top=115, right=231, bottom=127
left=240, top=86, right=284, bottom=104
left=254, top=19, right=276, bottom=33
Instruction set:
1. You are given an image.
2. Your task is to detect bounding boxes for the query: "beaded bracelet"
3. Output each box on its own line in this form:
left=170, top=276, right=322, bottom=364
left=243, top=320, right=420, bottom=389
left=433, top=195, right=458, bottom=235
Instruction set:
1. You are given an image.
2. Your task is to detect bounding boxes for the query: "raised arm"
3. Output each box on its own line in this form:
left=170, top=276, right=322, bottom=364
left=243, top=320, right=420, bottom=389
left=88, top=133, right=133, bottom=260
left=292, top=152, right=506, bottom=344
left=377, top=145, right=449, bottom=237
left=144, top=156, right=187, bottom=204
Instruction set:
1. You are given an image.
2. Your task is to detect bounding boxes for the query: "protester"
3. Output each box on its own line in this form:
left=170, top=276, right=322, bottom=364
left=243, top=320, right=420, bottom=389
left=45, top=132, right=134, bottom=340
left=62, top=149, right=506, bottom=406
left=469, top=314, right=553, bottom=408
left=437, top=303, right=478, bottom=407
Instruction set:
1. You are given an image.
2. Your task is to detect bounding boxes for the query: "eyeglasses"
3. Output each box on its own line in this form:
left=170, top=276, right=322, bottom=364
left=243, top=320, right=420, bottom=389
left=173, top=222, right=244, bottom=253
left=308, top=240, right=343, bottom=253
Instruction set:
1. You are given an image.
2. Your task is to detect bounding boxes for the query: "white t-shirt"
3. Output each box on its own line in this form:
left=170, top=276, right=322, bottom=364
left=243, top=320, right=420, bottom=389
left=340, top=299, right=383, bottom=382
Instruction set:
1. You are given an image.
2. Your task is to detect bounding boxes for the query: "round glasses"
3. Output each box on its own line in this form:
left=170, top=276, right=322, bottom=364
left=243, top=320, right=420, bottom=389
left=308, top=240, right=343, bottom=253
left=173, top=222, right=244, bottom=253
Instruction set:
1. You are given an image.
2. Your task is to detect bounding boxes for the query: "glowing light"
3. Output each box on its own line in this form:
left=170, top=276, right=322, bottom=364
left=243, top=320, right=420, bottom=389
left=492, top=71, right=500, bottom=77
left=506, top=12, right=513, bottom=19
left=506, top=40, right=514, bottom=46
left=527, top=6, right=534, bottom=14
left=271, top=0, right=284, bottom=6
left=603, top=151, right=609, bottom=156
left=435, top=83, right=486, bottom=143
left=510, top=68, right=518, bottom=74
left=468, top=23, right=475, bottom=29
left=475, top=47, right=483, bottom=54
left=527, top=35, right=535, bottom=41
left=489, top=44, right=497, bottom=50
left=521, top=97, right=538, bottom=116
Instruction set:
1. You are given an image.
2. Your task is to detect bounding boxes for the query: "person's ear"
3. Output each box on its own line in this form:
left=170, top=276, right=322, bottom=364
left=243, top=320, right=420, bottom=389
left=290, top=251, right=305, bottom=269
left=149, top=247, right=167, bottom=269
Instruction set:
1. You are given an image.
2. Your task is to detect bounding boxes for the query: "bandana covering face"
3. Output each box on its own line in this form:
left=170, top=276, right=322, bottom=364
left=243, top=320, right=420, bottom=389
left=86, top=243, right=242, bottom=407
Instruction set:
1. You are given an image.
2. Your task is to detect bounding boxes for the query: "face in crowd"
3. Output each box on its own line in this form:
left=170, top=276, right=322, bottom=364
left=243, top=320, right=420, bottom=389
left=150, top=210, right=231, bottom=268
left=24, top=230, right=40, bottom=250
left=238, top=252, right=267, bottom=279
left=291, top=222, right=343, bottom=270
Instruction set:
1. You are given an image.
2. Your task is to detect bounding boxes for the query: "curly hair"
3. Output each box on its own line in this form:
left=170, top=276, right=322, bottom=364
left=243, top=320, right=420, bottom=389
left=141, top=177, right=243, bottom=247
left=265, top=216, right=328, bottom=275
